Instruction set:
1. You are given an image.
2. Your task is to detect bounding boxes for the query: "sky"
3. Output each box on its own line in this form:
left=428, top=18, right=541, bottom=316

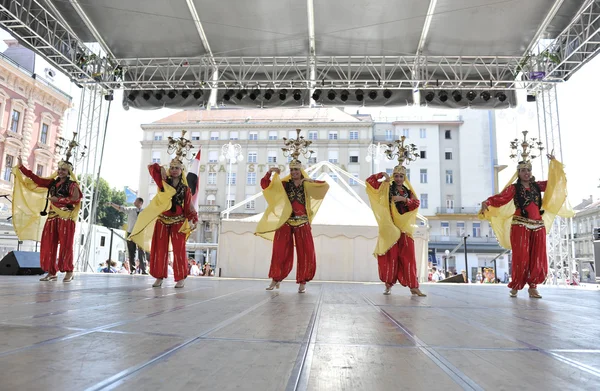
left=1, top=29, right=599, bottom=205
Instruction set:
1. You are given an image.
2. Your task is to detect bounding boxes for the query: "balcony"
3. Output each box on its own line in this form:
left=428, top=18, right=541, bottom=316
left=436, top=207, right=479, bottom=215
left=430, top=235, right=499, bottom=244
left=197, top=205, right=221, bottom=213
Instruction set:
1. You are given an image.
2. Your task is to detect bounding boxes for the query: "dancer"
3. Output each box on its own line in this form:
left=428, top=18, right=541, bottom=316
left=11, top=143, right=82, bottom=282
left=366, top=140, right=425, bottom=296
left=110, top=197, right=147, bottom=274
left=479, top=131, right=572, bottom=298
left=255, top=129, right=329, bottom=293
left=129, top=132, right=198, bottom=288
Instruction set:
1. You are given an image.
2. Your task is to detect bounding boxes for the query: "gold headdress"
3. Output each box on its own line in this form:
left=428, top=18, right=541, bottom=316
left=282, top=129, right=313, bottom=170
left=509, top=131, right=544, bottom=171
left=55, top=132, right=86, bottom=172
left=385, top=136, right=419, bottom=174
left=167, top=130, right=193, bottom=169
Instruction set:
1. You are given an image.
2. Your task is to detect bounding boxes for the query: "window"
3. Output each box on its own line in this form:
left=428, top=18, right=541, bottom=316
left=268, top=131, right=278, bottom=140
left=227, top=199, right=235, bottom=208
left=36, top=164, right=44, bottom=176
left=9, top=110, right=20, bottom=133
left=172, top=131, right=182, bottom=139
left=154, top=132, right=163, bottom=141
left=328, top=151, right=339, bottom=163
left=420, top=150, right=427, bottom=159
left=268, top=151, right=277, bottom=163
left=151, top=151, right=161, bottom=163
left=445, top=148, right=453, bottom=160
left=406, top=168, right=411, bottom=181
left=473, top=222, right=481, bottom=237
left=247, top=172, right=256, bottom=185
left=441, top=221, right=450, bottom=236
left=245, top=199, right=255, bottom=209
left=227, top=172, right=236, bottom=185
left=385, top=129, right=393, bottom=141
left=308, top=156, right=317, bottom=164
left=349, top=174, right=359, bottom=186
left=328, top=131, right=338, bottom=140
left=446, top=197, right=454, bottom=209
left=40, top=123, right=49, bottom=144
left=207, top=173, right=216, bottom=185
left=420, top=194, right=428, bottom=209
left=446, top=170, right=453, bottom=184
left=349, top=155, right=359, bottom=163
left=206, top=194, right=216, bottom=205
left=419, top=128, right=426, bottom=138
left=445, top=130, right=452, bottom=139
left=420, top=169, right=427, bottom=183
left=191, top=132, right=200, bottom=141
left=330, top=173, right=338, bottom=182
left=229, top=131, right=239, bottom=140
left=349, top=131, right=359, bottom=140
left=249, top=132, right=258, bottom=140
left=247, top=152, right=257, bottom=163
left=100, top=236, right=106, bottom=247
left=208, top=151, right=218, bottom=163
left=456, top=222, right=465, bottom=236
left=308, top=131, right=318, bottom=140
left=402, top=128, right=409, bottom=138
left=210, top=131, right=219, bottom=140
left=5, top=154, right=14, bottom=180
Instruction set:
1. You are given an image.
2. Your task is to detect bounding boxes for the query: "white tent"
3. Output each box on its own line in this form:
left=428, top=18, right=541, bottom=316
left=217, top=170, right=429, bottom=283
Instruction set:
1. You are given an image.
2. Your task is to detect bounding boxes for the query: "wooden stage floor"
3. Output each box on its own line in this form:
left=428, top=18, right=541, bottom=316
left=0, top=274, right=599, bottom=391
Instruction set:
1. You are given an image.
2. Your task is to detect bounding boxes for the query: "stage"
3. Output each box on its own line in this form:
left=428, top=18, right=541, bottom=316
left=0, top=275, right=599, bottom=391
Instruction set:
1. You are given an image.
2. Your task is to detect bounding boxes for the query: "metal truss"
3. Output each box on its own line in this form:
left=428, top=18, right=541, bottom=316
left=72, top=84, right=110, bottom=272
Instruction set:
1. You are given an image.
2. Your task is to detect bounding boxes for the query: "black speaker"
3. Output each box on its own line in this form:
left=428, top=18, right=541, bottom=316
left=0, top=251, right=44, bottom=275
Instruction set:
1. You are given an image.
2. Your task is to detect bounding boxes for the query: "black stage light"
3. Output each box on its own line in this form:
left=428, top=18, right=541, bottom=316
left=293, top=89, right=302, bottom=101
left=193, top=90, right=203, bottom=99
left=439, top=90, right=448, bottom=102
left=181, top=90, right=191, bottom=99
left=383, top=89, right=392, bottom=99
left=127, top=91, right=138, bottom=101
left=355, top=89, right=364, bottom=101
left=312, top=89, right=322, bottom=101
left=480, top=91, right=491, bottom=101
left=155, top=90, right=165, bottom=100
left=452, top=90, right=462, bottom=102
left=264, top=89, right=274, bottom=100
left=223, top=89, right=234, bottom=101
left=495, top=91, right=507, bottom=102
left=327, top=89, right=336, bottom=100
left=167, top=90, right=177, bottom=99
left=424, top=91, right=434, bottom=102
left=340, top=90, right=349, bottom=102
left=250, top=88, right=260, bottom=100
left=142, top=91, right=151, bottom=101
left=368, top=90, right=378, bottom=100
left=466, top=91, right=477, bottom=101
left=279, top=89, right=288, bottom=101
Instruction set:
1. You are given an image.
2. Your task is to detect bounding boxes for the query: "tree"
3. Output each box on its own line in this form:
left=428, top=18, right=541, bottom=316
left=80, top=175, right=127, bottom=229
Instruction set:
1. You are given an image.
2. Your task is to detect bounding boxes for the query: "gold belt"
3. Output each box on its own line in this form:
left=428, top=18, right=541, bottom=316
left=511, top=215, right=545, bottom=230
left=158, top=214, right=186, bottom=225
left=286, top=215, right=309, bottom=227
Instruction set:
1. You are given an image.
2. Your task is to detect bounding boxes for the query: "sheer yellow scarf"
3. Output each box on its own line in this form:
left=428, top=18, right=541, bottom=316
left=255, top=171, right=329, bottom=241
left=479, top=159, right=574, bottom=249
left=366, top=178, right=419, bottom=257
left=11, top=166, right=80, bottom=241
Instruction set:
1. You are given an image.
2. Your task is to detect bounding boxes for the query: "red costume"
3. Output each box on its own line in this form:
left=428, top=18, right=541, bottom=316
left=148, top=163, right=198, bottom=282
left=484, top=180, right=548, bottom=290
left=18, top=166, right=81, bottom=275
left=260, top=172, right=322, bottom=284
left=366, top=173, right=421, bottom=289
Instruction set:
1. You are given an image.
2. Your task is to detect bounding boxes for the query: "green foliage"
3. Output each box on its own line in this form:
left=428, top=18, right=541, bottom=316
left=80, top=175, right=127, bottom=229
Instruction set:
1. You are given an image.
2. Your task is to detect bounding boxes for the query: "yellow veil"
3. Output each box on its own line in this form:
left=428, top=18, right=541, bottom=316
left=366, top=177, right=419, bottom=257
left=479, top=159, right=574, bottom=249
left=11, top=165, right=80, bottom=241
left=254, top=170, right=329, bottom=241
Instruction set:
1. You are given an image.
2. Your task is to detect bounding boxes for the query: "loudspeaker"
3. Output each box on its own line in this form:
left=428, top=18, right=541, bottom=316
left=438, top=274, right=466, bottom=283
left=0, top=251, right=44, bottom=275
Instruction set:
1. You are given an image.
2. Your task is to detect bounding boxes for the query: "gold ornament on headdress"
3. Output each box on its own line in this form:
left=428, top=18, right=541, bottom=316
left=509, top=131, right=544, bottom=170
left=167, top=130, right=194, bottom=168
left=282, top=129, right=314, bottom=169
left=384, top=136, right=419, bottom=174
left=55, top=132, right=87, bottom=170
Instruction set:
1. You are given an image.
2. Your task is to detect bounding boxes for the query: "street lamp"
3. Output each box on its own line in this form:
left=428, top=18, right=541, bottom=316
left=219, top=141, right=244, bottom=218
left=365, top=142, right=387, bottom=173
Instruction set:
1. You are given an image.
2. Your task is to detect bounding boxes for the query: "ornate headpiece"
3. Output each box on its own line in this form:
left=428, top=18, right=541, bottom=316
left=167, top=130, right=194, bottom=169
left=384, top=136, right=419, bottom=175
left=509, top=131, right=544, bottom=171
left=55, top=132, right=86, bottom=172
left=282, top=129, right=313, bottom=170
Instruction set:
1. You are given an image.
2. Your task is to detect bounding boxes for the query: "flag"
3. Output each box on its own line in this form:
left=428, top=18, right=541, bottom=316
left=124, top=186, right=138, bottom=204
left=186, top=148, right=202, bottom=208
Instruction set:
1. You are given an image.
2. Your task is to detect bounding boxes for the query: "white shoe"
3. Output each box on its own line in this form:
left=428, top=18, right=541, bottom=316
left=152, top=278, right=163, bottom=288
left=298, top=283, right=306, bottom=293
left=266, top=280, right=280, bottom=290
left=383, top=285, right=391, bottom=295
left=174, top=280, right=185, bottom=289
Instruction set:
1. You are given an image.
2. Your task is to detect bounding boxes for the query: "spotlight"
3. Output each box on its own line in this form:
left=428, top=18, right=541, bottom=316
left=424, top=91, right=434, bottom=102
left=223, top=89, right=235, bottom=101
left=466, top=91, right=477, bottom=101
left=438, top=90, right=448, bottom=102
left=527, top=94, right=536, bottom=102
left=236, top=89, right=247, bottom=100
left=193, top=90, right=203, bottom=99
left=181, top=90, right=191, bottom=99
left=452, top=90, right=462, bottom=102
left=368, top=90, right=378, bottom=100
left=293, top=89, right=302, bottom=101
left=142, top=91, right=151, bottom=101
left=249, top=88, right=260, bottom=100
left=167, top=90, right=177, bottom=99
left=312, top=89, right=322, bottom=101
left=127, top=91, right=138, bottom=101
left=104, top=93, right=114, bottom=101
left=279, top=89, right=288, bottom=101
left=154, top=90, right=165, bottom=100
left=480, top=91, right=491, bottom=101
left=383, top=89, right=392, bottom=99
left=327, top=89, right=336, bottom=100
left=495, top=91, right=507, bottom=102
left=264, top=89, right=274, bottom=100
left=355, top=89, right=364, bottom=101
left=340, top=90, right=349, bottom=102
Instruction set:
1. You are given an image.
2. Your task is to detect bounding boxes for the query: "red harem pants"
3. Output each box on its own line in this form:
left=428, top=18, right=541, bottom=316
left=508, top=224, right=547, bottom=290
left=269, top=223, right=316, bottom=284
left=150, top=220, right=187, bottom=282
left=377, top=233, right=419, bottom=289
left=40, top=217, right=76, bottom=275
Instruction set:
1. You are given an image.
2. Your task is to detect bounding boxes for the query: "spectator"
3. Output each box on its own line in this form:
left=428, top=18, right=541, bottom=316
left=102, top=260, right=118, bottom=273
